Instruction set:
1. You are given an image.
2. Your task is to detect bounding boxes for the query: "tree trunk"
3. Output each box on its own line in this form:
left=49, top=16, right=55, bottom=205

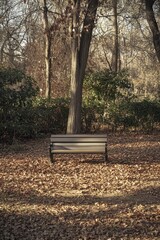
left=67, top=0, right=81, bottom=134
left=111, top=0, right=120, bottom=72
left=145, top=0, right=160, bottom=62
left=44, top=31, right=52, bottom=99
left=67, top=0, right=99, bottom=134
left=41, top=0, right=52, bottom=99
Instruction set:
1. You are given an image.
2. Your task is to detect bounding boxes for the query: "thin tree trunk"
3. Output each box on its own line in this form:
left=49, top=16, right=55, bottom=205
left=67, top=0, right=99, bottom=134
left=111, top=0, right=120, bottom=72
left=145, top=0, right=160, bottom=62
left=45, top=32, right=52, bottom=99
left=41, top=0, right=52, bottom=99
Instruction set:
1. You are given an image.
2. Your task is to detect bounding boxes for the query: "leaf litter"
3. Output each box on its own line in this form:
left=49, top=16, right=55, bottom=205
left=0, top=133, right=160, bottom=240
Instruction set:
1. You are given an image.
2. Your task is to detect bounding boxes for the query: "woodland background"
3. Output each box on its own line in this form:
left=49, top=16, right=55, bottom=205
left=0, top=0, right=160, bottom=142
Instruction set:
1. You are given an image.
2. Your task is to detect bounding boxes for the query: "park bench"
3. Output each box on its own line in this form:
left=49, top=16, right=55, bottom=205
left=49, top=134, right=108, bottom=163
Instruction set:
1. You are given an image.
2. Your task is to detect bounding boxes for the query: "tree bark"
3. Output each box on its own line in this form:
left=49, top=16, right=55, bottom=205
left=41, top=0, right=52, bottom=99
left=144, top=0, right=160, bottom=62
left=67, top=0, right=81, bottom=134
left=67, top=0, right=99, bottom=134
left=111, top=0, right=120, bottom=72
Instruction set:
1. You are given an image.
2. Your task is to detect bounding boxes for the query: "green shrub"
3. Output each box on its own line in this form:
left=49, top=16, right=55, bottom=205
left=106, top=99, right=160, bottom=132
left=0, top=67, right=39, bottom=143
left=83, top=69, right=160, bottom=132
left=83, top=69, right=133, bottom=104
left=82, top=69, right=134, bottom=131
left=33, top=98, right=69, bottom=134
left=130, top=100, right=160, bottom=131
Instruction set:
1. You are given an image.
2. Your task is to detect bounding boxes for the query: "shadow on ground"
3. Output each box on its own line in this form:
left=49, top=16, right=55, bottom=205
left=0, top=186, right=159, bottom=239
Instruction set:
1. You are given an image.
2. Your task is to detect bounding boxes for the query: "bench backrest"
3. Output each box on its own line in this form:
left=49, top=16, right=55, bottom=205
left=50, top=134, right=107, bottom=143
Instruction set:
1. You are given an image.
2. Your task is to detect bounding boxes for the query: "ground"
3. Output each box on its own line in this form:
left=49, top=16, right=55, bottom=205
left=0, top=133, right=160, bottom=240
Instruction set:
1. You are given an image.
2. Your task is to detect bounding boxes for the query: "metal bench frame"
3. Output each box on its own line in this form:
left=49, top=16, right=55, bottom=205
left=49, top=134, right=108, bottom=163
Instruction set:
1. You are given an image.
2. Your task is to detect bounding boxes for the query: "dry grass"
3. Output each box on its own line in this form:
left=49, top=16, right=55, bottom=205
left=0, top=133, right=160, bottom=239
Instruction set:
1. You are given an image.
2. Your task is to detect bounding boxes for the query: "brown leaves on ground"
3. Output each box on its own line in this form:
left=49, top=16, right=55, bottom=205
left=0, top=133, right=160, bottom=240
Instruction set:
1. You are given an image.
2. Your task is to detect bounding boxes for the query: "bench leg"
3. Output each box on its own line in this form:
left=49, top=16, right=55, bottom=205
left=50, top=153, right=54, bottom=163
left=104, top=154, right=108, bottom=162
left=49, top=146, right=54, bottom=163
left=49, top=144, right=55, bottom=163
left=105, top=143, right=108, bottom=162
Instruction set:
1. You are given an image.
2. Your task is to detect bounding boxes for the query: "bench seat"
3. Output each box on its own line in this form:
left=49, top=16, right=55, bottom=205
left=49, top=134, right=108, bottom=163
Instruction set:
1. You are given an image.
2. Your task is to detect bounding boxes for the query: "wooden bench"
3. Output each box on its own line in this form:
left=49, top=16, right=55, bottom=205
left=49, top=134, right=108, bottom=163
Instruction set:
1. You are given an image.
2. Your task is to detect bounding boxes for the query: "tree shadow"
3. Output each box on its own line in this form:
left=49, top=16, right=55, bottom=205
left=0, top=210, right=159, bottom=239
left=0, top=186, right=159, bottom=239
left=1, top=186, right=159, bottom=206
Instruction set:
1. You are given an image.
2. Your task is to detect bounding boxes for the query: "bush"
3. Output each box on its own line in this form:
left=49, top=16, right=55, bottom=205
left=99, top=99, right=160, bottom=132
left=83, top=69, right=160, bottom=132
left=0, top=67, right=69, bottom=143
left=82, top=69, right=134, bottom=132
left=83, top=69, right=133, bottom=104
left=0, top=67, right=39, bottom=143
left=33, top=98, right=69, bottom=134
left=129, top=100, right=160, bottom=131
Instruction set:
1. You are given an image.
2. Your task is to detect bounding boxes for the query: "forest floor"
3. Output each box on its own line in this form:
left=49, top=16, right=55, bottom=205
left=0, top=133, right=160, bottom=240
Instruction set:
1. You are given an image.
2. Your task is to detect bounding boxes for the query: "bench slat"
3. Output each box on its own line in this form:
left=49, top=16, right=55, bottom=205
left=50, top=138, right=107, bottom=143
left=52, top=143, right=106, bottom=146
left=51, top=134, right=107, bottom=138
left=51, top=145, right=105, bottom=150
left=51, top=148, right=105, bottom=154
left=51, top=147, right=105, bottom=153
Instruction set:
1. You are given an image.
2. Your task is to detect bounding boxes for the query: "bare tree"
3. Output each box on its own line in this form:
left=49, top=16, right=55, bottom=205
left=144, top=0, right=160, bottom=62
left=0, top=0, right=27, bottom=67
left=67, top=0, right=99, bottom=133
left=111, top=0, right=120, bottom=72
left=40, top=0, right=52, bottom=99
